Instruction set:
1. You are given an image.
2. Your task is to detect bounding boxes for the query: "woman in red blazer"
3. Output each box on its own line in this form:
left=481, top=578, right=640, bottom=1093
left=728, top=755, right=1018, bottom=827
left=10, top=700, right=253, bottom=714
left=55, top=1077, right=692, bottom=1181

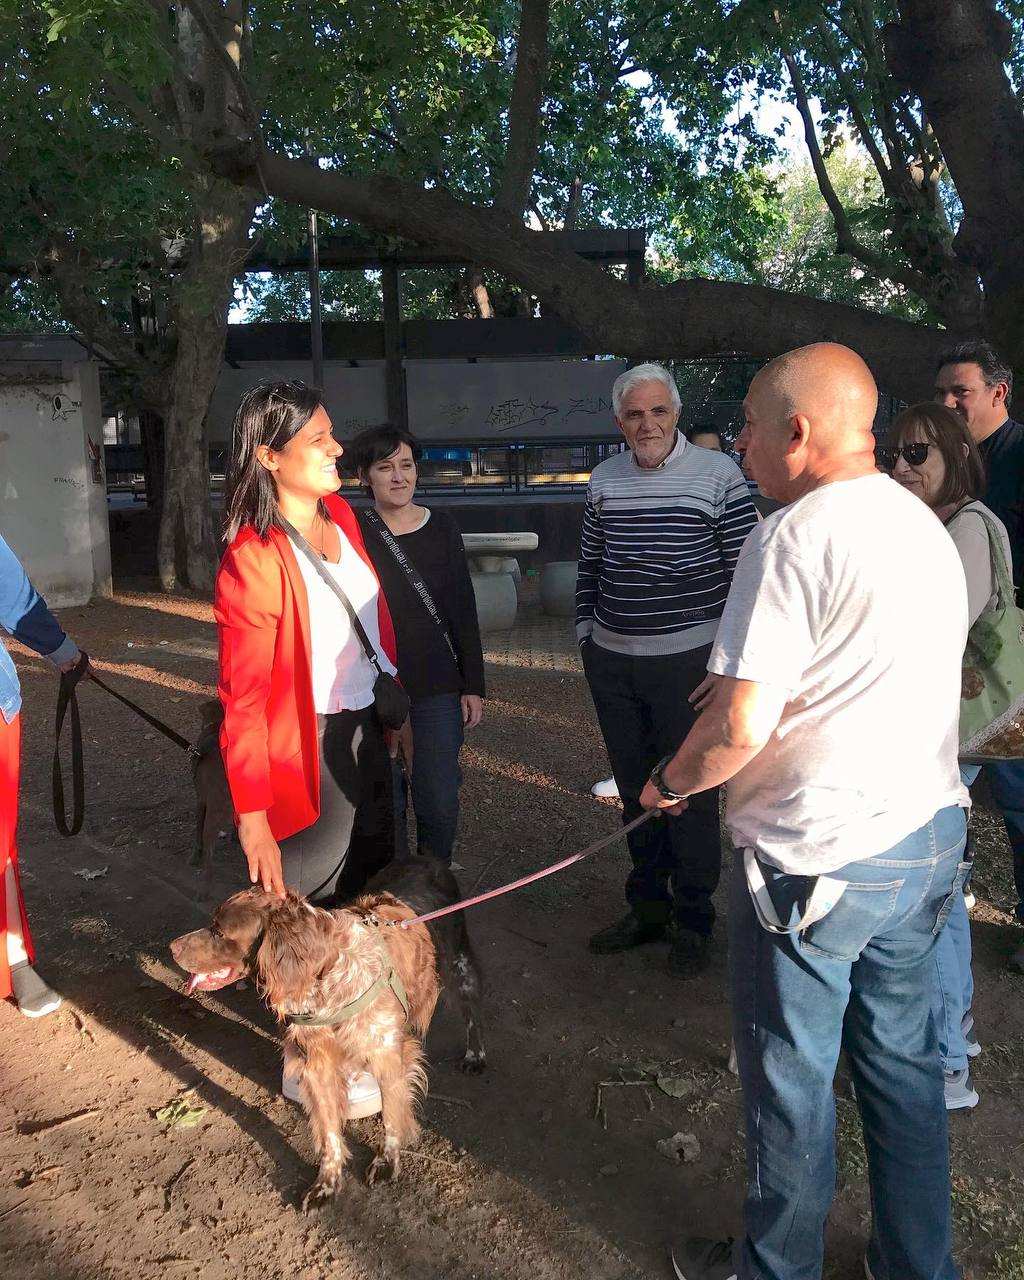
left=217, top=380, right=406, bottom=905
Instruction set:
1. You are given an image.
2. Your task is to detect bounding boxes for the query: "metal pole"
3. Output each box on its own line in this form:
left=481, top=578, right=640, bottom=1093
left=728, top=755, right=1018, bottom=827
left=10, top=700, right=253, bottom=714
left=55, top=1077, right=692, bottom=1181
left=307, top=207, right=324, bottom=388
left=382, top=261, right=407, bottom=430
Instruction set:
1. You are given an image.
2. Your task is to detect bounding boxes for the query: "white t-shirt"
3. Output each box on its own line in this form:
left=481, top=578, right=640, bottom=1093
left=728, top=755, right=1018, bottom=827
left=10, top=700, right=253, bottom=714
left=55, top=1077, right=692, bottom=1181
left=708, top=473, right=969, bottom=875
left=290, top=532, right=397, bottom=715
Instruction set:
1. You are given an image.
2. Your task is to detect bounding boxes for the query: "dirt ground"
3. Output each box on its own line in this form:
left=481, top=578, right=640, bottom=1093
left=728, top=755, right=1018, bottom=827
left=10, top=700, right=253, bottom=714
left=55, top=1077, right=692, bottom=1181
left=2, top=581, right=1023, bottom=1280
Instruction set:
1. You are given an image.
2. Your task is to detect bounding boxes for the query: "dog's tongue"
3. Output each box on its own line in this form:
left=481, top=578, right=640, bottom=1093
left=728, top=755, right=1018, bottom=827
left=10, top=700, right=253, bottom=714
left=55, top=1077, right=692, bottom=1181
left=183, top=967, right=230, bottom=995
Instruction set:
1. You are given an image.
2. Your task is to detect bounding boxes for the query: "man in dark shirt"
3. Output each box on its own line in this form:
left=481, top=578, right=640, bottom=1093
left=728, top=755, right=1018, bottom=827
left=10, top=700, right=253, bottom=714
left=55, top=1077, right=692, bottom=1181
left=936, top=339, right=1024, bottom=969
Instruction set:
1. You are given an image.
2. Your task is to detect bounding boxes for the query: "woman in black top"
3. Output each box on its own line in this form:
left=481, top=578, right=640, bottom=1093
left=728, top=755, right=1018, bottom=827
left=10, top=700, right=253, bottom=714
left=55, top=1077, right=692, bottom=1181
left=351, top=426, right=485, bottom=864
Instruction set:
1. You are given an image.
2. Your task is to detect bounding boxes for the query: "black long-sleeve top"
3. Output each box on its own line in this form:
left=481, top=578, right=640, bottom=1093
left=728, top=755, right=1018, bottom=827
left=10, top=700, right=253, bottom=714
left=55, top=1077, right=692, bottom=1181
left=357, top=507, right=486, bottom=700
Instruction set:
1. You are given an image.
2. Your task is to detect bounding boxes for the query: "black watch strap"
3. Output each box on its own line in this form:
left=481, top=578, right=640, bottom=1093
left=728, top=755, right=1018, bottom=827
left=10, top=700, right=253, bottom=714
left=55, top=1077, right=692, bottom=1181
left=649, top=754, right=687, bottom=802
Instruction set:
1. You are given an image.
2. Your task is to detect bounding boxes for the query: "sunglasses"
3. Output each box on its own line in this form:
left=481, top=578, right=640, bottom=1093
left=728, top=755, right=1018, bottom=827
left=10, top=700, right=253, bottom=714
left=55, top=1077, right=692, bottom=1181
left=876, top=442, right=931, bottom=470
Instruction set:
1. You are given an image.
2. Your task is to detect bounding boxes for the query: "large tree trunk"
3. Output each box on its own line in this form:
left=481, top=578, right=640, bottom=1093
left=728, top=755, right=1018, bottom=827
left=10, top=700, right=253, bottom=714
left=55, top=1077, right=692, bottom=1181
left=138, top=408, right=166, bottom=517
left=157, top=179, right=256, bottom=592
left=885, top=0, right=1024, bottom=376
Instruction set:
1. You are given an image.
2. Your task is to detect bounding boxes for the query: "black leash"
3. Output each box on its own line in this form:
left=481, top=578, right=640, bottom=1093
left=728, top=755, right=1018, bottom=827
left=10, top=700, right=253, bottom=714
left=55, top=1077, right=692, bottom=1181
left=53, top=654, right=197, bottom=838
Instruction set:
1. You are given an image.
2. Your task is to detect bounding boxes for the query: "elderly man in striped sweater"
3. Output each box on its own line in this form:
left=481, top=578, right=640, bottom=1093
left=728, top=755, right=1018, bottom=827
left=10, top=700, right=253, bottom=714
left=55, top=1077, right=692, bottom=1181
left=578, top=363, right=759, bottom=977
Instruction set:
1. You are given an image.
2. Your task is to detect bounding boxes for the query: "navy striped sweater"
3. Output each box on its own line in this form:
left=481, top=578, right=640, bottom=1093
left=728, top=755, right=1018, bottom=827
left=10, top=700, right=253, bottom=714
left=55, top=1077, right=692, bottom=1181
left=576, top=433, right=759, bottom=656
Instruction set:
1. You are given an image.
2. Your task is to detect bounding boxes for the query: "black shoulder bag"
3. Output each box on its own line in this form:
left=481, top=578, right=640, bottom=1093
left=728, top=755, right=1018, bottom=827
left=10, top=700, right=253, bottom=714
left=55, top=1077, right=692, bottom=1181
left=279, top=516, right=410, bottom=730
left=361, top=509, right=460, bottom=669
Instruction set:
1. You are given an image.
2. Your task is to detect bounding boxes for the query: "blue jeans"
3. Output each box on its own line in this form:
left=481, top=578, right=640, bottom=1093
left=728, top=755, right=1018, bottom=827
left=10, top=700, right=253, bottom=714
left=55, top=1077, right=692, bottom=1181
left=729, top=805, right=969, bottom=1280
left=393, top=693, right=464, bottom=864
left=931, top=766, right=978, bottom=1073
left=983, top=759, right=1024, bottom=922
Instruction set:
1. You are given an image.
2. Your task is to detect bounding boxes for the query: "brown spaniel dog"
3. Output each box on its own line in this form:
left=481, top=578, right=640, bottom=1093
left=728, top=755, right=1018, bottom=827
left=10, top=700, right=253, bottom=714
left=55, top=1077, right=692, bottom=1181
left=169, top=858, right=485, bottom=1208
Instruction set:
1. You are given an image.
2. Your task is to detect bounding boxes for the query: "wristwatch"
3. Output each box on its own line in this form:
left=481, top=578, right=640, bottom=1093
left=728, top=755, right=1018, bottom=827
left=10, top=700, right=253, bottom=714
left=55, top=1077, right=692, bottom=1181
left=648, top=755, right=688, bottom=802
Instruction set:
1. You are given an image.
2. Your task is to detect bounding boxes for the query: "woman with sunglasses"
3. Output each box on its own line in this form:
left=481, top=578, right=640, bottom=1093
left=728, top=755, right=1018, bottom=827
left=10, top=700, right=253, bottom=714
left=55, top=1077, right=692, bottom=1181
left=217, top=381, right=406, bottom=1115
left=884, top=402, right=1011, bottom=1110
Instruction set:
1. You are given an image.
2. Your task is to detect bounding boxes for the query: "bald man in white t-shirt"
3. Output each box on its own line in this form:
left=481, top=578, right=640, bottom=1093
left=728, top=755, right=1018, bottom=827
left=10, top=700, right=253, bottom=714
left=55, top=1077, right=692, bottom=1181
left=640, top=345, right=968, bottom=1280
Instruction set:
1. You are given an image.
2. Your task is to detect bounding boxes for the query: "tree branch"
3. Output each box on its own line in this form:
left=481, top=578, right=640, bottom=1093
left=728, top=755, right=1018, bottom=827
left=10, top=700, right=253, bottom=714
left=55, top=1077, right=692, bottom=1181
left=179, top=0, right=261, bottom=137
left=780, top=41, right=933, bottom=299
left=497, top=0, right=551, bottom=217
left=810, top=14, right=893, bottom=191
left=204, top=139, right=960, bottom=400
left=103, top=75, right=195, bottom=164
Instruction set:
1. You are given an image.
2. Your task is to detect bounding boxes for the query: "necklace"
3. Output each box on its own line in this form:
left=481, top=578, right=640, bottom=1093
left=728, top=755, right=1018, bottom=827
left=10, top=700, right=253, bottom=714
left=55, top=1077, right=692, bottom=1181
left=298, top=512, right=328, bottom=559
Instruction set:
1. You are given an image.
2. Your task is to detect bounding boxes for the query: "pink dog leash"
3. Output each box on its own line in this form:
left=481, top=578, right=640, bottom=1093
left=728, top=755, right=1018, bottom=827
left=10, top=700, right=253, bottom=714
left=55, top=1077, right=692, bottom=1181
left=395, top=809, right=659, bottom=929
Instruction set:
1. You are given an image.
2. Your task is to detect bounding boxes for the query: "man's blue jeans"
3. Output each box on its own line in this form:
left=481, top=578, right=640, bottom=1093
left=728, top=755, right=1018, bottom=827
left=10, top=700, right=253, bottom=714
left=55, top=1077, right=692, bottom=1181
left=931, top=766, right=978, bottom=1073
left=729, top=805, right=969, bottom=1280
left=393, top=692, right=464, bottom=864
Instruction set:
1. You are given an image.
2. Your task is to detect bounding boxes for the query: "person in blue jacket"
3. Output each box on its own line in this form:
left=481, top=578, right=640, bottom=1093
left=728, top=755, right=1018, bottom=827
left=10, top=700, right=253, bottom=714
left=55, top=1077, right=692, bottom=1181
left=1, top=533, right=83, bottom=1016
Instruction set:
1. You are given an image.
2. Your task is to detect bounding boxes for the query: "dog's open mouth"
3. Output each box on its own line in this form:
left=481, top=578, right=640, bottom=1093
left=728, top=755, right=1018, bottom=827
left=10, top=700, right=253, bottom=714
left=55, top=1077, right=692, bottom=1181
left=182, top=965, right=240, bottom=994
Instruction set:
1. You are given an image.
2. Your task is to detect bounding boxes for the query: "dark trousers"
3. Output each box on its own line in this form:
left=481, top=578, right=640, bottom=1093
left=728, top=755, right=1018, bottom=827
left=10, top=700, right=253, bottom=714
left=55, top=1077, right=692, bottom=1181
left=983, top=759, right=1024, bottom=922
left=583, top=640, right=721, bottom=936
left=393, top=692, right=465, bottom=864
left=278, top=707, right=394, bottom=904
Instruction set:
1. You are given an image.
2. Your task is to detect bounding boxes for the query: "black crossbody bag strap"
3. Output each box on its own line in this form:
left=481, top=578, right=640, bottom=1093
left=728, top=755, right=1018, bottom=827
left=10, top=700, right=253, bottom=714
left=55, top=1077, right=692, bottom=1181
left=278, top=516, right=385, bottom=674
left=362, top=509, right=460, bottom=666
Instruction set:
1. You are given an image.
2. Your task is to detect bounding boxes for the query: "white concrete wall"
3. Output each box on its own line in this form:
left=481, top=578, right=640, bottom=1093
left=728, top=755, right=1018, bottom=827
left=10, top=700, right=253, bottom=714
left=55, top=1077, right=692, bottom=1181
left=0, top=340, right=112, bottom=607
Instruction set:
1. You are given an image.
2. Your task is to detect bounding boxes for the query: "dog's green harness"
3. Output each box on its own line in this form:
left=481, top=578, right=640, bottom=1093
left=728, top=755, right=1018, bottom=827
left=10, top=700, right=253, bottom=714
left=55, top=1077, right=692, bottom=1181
left=285, top=919, right=410, bottom=1028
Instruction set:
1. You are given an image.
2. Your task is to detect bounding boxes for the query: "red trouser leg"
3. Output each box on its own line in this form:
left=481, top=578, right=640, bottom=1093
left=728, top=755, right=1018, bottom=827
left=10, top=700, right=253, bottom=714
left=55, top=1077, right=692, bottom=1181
left=1, top=713, right=33, bottom=1001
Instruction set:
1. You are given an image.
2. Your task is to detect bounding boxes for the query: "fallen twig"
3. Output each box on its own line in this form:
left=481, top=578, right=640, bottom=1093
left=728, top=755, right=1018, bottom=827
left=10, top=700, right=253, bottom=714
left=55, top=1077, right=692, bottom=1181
left=401, top=1149, right=459, bottom=1168
left=0, top=1199, right=29, bottom=1222
left=162, top=1157, right=194, bottom=1211
left=17, top=1108, right=100, bottom=1136
left=72, top=1011, right=95, bottom=1043
left=499, top=924, right=549, bottom=949
left=426, top=1092, right=472, bottom=1110
left=470, top=852, right=507, bottom=893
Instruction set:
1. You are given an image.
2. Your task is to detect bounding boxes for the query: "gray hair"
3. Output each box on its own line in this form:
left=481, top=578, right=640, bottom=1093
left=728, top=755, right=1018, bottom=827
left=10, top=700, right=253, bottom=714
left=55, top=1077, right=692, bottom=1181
left=611, top=362, right=681, bottom=418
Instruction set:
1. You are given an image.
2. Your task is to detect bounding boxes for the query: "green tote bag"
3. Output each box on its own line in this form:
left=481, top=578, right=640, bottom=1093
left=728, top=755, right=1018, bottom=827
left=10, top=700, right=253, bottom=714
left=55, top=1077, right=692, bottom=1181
left=959, top=508, right=1024, bottom=762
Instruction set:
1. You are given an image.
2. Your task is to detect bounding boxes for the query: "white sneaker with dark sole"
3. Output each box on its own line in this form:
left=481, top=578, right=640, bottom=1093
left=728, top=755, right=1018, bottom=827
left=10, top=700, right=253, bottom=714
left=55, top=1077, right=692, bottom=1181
left=282, top=1064, right=382, bottom=1117
left=944, top=1067, right=979, bottom=1110
left=669, top=1237, right=737, bottom=1280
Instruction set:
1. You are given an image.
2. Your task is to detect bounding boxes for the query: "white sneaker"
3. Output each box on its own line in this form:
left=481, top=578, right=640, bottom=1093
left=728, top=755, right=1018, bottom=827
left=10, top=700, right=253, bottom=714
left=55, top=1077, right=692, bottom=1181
left=281, top=1063, right=382, bottom=1117
left=591, top=776, right=619, bottom=799
left=11, top=964, right=62, bottom=1019
left=943, top=1067, right=979, bottom=1110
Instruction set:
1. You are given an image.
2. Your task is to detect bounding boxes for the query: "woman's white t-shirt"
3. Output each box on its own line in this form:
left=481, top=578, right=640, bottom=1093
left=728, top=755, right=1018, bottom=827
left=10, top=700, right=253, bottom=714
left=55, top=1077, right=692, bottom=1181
left=290, top=532, right=397, bottom=714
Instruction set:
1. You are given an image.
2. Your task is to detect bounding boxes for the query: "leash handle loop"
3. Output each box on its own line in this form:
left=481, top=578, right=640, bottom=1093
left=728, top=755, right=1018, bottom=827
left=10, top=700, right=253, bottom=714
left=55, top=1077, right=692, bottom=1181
left=52, top=657, right=197, bottom=838
left=52, top=653, right=90, bottom=838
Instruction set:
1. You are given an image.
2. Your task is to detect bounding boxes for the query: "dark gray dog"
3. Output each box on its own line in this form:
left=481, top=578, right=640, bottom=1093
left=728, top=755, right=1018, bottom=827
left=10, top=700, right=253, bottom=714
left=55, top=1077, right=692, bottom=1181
left=191, top=699, right=235, bottom=892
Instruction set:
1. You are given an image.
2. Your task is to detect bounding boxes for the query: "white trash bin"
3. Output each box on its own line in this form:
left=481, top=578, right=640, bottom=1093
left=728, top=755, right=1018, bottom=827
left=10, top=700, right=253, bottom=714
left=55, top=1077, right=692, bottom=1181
left=540, top=561, right=577, bottom=618
left=471, top=572, right=518, bottom=632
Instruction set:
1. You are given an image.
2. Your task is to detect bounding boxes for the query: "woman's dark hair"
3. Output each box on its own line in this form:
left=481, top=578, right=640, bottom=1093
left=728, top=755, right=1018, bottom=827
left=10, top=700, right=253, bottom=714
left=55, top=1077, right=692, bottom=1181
left=348, top=424, right=423, bottom=493
left=223, top=380, right=325, bottom=542
left=685, top=424, right=722, bottom=446
left=890, top=401, right=986, bottom=508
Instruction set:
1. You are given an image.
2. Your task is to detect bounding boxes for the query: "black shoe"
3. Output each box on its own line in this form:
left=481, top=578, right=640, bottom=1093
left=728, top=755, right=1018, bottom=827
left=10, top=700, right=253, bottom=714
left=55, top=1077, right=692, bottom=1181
left=669, top=1237, right=737, bottom=1280
left=667, top=930, right=713, bottom=979
left=588, top=913, right=667, bottom=954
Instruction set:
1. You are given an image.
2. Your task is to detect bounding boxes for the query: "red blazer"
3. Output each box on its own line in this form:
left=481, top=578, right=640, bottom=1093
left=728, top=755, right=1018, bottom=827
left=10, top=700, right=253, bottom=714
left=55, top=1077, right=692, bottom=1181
left=214, top=494, right=397, bottom=841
